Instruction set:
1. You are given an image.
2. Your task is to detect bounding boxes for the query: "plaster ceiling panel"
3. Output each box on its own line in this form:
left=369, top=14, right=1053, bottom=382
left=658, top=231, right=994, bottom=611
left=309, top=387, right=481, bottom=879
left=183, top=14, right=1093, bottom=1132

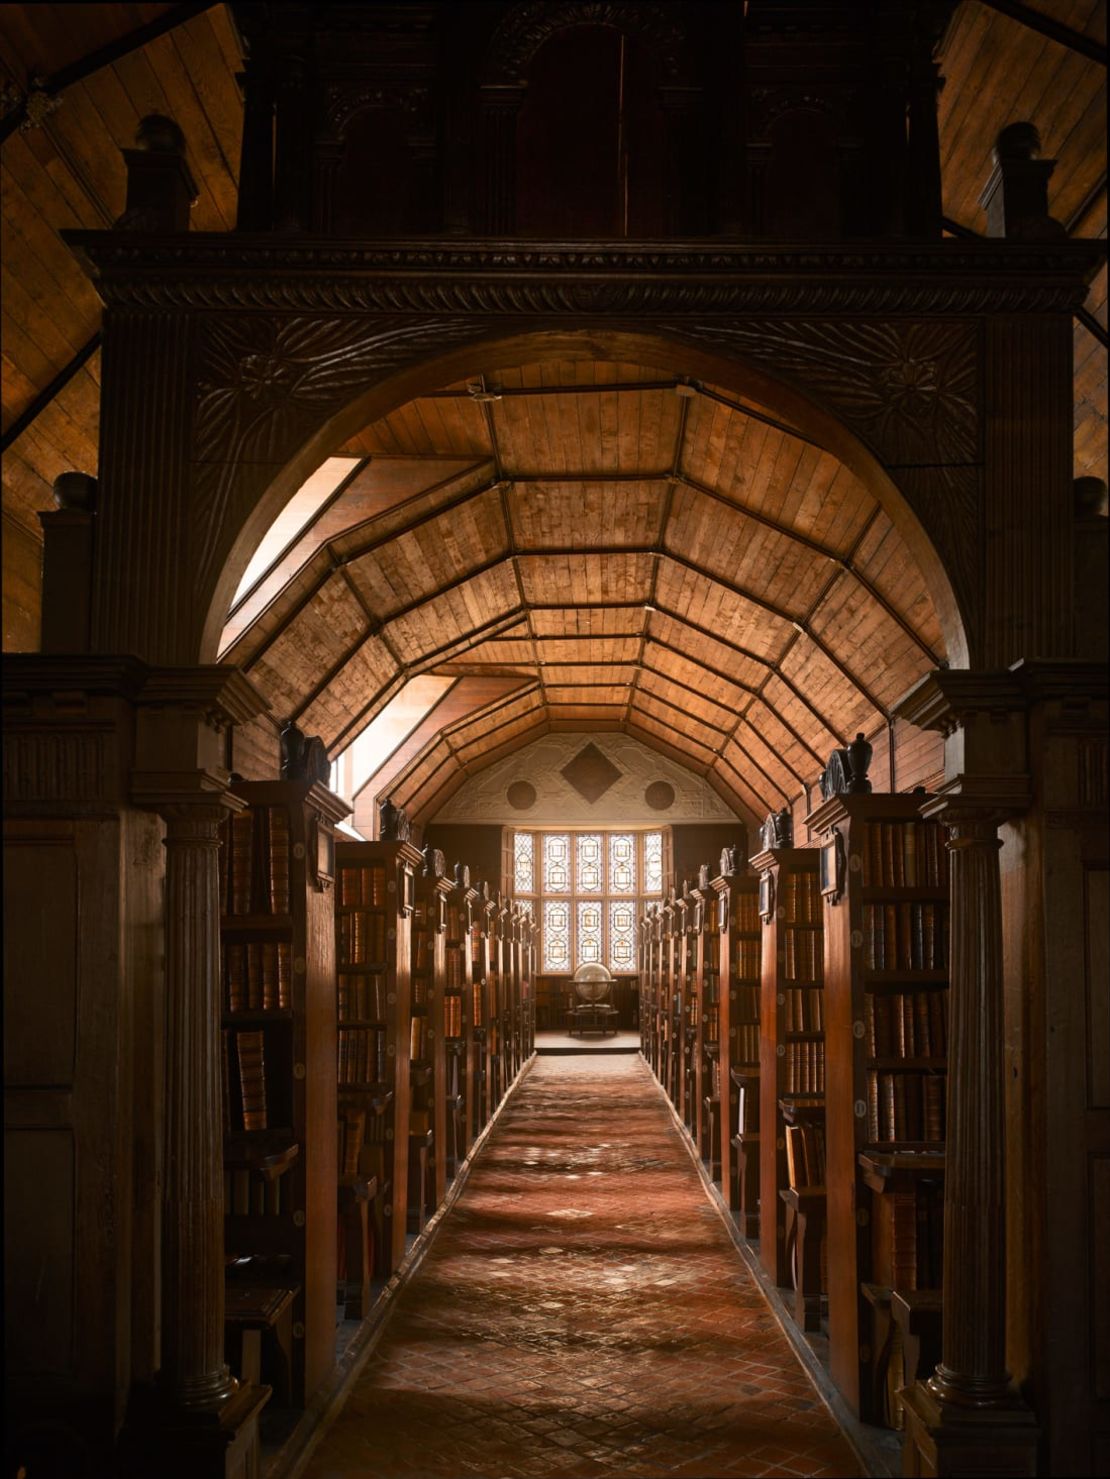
left=431, top=728, right=738, bottom=825
left=509, top=479, right=667, bottom=550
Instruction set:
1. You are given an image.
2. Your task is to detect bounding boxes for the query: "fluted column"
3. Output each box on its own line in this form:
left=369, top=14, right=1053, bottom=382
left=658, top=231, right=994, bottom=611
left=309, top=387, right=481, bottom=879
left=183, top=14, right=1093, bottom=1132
left=928, top=809, right=1010, bottom=1406
left=160, top=800, right=238, bottom=1411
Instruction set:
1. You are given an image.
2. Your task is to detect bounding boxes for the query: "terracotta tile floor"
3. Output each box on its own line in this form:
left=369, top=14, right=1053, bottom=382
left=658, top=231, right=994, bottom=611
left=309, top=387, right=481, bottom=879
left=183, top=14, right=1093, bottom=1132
left=302, top=1056, right=861, bottom=1479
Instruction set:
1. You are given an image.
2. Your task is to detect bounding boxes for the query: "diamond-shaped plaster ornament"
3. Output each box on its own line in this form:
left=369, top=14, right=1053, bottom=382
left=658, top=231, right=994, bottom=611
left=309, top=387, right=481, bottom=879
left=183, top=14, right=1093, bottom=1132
left=559, top=743, right=622, bottom=804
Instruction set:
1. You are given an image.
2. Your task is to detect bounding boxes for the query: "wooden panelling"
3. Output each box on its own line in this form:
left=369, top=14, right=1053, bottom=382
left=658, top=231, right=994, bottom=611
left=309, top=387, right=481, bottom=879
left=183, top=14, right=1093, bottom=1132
left=2, top=510, right=42, bottom=651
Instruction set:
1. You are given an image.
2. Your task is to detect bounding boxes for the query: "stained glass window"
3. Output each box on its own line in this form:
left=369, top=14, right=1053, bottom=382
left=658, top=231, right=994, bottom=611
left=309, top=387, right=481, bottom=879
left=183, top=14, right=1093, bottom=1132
left=643, top=831, right=663, bottom=894
left=577, top=901, right=603, bottom=963
left=543, top=834, right=571, bottom=893
left=609, top=833, right=636, bottom=894
left=609, top=900, right=637, bottom=972
left=513, top=831, right=534, bottom=894
left=543, top=900, right=571, bottom=971
left=576, top=833, right=603, bottom=893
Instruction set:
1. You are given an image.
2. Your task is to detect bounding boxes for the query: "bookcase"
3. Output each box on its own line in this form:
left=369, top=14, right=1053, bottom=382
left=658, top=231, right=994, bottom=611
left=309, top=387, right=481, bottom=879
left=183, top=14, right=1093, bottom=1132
left=751, top=845, right=825, bottom=1296
left=411, top=849, right=453, bottom=1220
left=335, top=837, right=423, bottom=1276
left=661, top=891, right=679, bottom=1106
left=445, top=867, right=477, bottom=1171
left=219, top=778, right=348, bottom=1407
left=693, top=871, right=719, bottom=1174
left=520, top=908, right=535, bottom=1061
left=712, top=863, right=760, bottom=1225
left=471, top=884, right=494, bottom=1132
left=807, top=793, right=950, bottom=1423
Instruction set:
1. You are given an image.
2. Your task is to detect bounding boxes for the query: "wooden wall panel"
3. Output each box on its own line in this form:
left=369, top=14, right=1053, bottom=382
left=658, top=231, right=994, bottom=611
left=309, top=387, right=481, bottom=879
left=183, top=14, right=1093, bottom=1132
left=2, top=511, right=42, bottom=652
left=510, top=479, right=666, bottom=548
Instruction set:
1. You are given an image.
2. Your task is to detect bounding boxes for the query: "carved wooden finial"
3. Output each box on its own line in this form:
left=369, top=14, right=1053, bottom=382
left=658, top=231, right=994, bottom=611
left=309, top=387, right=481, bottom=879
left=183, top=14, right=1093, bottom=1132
left=979, top=120, right=1065, bottom=241
left=52, top=472, right=97, bottom=512
left=116, top=113, right=198, bottom=232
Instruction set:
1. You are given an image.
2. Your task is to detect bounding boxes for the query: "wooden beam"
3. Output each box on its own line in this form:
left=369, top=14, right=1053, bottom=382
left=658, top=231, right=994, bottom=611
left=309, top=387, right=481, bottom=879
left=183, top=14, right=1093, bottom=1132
left=1, top=332, right=100, bottom=454
left=0, top=4, right=220, bottom=145
left=975, top=0, right=1106, bottom=65
left=1077, top=305, right=1108, bottom=350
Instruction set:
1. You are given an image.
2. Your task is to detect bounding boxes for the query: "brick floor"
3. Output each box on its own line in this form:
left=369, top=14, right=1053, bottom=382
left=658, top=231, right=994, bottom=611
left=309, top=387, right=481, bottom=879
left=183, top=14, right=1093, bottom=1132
left=302, top=1055, right=861, bottom=1479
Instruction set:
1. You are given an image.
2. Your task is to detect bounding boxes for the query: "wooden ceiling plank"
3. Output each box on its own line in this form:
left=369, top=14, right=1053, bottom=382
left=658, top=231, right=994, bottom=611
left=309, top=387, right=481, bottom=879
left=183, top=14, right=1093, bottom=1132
left=977, top=0, right=1106, bottom=65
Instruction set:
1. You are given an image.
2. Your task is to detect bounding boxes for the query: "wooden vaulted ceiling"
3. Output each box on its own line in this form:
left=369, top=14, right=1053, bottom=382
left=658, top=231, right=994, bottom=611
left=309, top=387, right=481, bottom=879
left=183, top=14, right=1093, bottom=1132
left=219, top=358, right=946, bottom=826
left=1, top=1, right=1106, bottom=818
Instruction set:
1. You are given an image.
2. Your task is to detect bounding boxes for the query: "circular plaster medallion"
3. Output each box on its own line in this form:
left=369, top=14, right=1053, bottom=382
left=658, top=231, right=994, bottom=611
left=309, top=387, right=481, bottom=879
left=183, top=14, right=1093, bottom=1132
left=644, top=781, right=676, bottom=811
left=507, top=780, right=537, bottom=810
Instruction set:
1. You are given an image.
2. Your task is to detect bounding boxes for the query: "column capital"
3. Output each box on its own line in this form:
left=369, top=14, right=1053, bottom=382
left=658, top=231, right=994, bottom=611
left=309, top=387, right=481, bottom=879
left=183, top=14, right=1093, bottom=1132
left=132, top=665, right=270, bottom=799
left=894, top=669, right=1024, bottom=737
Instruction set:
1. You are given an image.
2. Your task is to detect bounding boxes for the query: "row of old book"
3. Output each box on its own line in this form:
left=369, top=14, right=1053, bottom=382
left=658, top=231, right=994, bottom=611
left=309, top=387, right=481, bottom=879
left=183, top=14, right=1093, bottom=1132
left=785, top=1039, right=826, bottom=1094
left=784, top=985, right=824, bottom=1033
left=409, top=1013, right=427, bottom=1061
left=337, top=909, right=388, bottom=966
left=338, top=1025, right=386, bottom=1086
left=866, top=988, right=948, bottom=1060
left=782, top=870, right=822, bottom=924
left=785, top=1120, right=827, bottom=1189
left=887, top=1175, right=945, bottom=1290
left=444, top=994, right=464, bottom=1037
left=735, top=1022, right=760, bottom=1063
left=223, top=1167, right=285, bottom=1217
left=861, top=820, right=948, bottom=890
left=224, top=940, right=292, bottom=1013
left=337, top=971, right=386, bottom=1024
left=867, top=1069, right=946, bottom=1143
left=862, top=901, right=946, bottom=972
left=783, top=925, right=822, bottom=982
left=223, top=1027, right=268, bottom=1132
left=727, top=938, right=762, bottom=979
left=338, top=865, right=386, bottom=907
left=446, top=949, right=465, bottom=987
left=220, top=805, right=291, bottom=916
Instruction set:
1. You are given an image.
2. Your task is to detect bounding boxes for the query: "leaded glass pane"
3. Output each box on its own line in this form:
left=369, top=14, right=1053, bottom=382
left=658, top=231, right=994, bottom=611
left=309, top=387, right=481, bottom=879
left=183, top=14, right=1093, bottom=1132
left=609, top=833, right=636, bottom=894
left=643, top=831, right=663, bottom=894
left=577, top=901, right=603, bottom=965
left=514, top=831, right=534, bottom=894
left=609, top=900, right=637, bottom=972
left=543, top=900, right=570, bottom=971
left=543, top=834, right=570, bottom=893
left=576, top=833, right=603, bottom=893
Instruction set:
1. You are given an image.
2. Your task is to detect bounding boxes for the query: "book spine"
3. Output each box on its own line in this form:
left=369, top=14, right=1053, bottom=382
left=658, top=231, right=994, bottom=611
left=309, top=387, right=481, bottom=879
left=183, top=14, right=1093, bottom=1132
left=236, top=1029, right=267, bottom=1131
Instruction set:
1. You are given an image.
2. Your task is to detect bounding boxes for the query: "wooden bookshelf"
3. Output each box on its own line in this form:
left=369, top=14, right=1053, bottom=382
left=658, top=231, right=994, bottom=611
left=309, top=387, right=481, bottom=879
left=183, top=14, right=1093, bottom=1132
left=219, top=778, right=348, bottom=1407
left=751, top=845, right=825, bottom=1292
left=808, top=793, right=950, bottom=1423
left=676, top=884, right=696, bottom=1131
left=444, top=866, right=476, bottom=1173
left=335, top=837, right=423, bottom=1276
left=712, top=863, right=760, bottom=1219
left=412, top=848, right=453, bottom=1216
left=471, top=883, right=494, bottom=1132
left=693, top=869, right=719, bottom=1174
left=520, top=908, right=535, bottom=1061
left=661, top=891, right=679, bottom=1106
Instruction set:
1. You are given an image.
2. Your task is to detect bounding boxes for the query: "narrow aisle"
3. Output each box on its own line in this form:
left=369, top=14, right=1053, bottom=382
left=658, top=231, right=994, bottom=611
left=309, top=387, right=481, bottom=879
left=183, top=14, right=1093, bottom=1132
left=302, top=1057, right=861, bottom=1479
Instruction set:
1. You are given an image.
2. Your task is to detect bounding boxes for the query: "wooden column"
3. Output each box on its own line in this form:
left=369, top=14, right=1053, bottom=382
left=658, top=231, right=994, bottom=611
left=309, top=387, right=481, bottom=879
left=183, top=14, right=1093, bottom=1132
left=160, top=800, right=238, bottom=1410
left=895, top=671, right=1038, bottom=1475
left=929, top=807, right=1009, bottom=1405
left=478, top=85, right=523, bottom=233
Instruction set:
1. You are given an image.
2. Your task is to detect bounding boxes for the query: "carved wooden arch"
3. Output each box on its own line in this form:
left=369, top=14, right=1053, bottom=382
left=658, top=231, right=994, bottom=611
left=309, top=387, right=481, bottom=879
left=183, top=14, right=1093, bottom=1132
left=481, top=0, right=689, bottom=84
left=194, top=320, right=971, bottom=670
